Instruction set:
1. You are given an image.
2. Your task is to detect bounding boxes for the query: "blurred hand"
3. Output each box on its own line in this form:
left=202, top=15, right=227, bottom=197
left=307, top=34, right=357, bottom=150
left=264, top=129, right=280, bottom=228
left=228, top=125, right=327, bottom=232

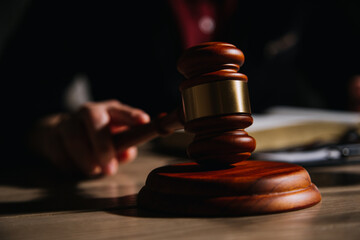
left=30, top=100, right=150, bottom=176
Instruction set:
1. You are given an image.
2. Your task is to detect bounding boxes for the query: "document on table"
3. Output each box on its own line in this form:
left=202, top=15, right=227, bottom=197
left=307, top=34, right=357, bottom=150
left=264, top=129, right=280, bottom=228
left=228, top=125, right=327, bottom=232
left=248, top=106, right=360, bottom=152
left=249, top=106, right=360, bottom=166
left=156, top=106, right=360, bottom=165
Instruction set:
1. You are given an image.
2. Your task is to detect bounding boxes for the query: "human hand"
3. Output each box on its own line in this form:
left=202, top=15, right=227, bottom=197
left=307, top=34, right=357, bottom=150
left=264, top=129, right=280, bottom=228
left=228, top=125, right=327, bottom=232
left=30, top=100, right=150, bottom=176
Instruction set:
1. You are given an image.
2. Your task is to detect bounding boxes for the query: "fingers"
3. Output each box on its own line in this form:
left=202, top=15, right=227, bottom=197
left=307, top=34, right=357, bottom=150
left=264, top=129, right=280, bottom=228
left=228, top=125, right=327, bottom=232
left=57, top=113, right=101, bottom=176
left=78, top=102, right=116, bottom=172
left=117, top=146, right=138, bottom=163
left=107, top=101, right=150, bottom=127
left=56, top=100, right=149, bottom=177
left=99, top=147, right=138, bottom=175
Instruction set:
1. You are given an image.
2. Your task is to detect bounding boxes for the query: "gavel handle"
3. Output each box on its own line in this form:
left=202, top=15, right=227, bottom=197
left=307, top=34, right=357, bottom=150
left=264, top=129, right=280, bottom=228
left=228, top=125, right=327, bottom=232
left=112, top=108, right=184, bottom=152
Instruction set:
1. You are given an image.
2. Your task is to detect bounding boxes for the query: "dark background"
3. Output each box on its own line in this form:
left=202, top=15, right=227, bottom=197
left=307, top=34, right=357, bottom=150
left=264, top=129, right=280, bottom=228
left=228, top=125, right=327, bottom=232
left=0, top=1, right=359, bottom=162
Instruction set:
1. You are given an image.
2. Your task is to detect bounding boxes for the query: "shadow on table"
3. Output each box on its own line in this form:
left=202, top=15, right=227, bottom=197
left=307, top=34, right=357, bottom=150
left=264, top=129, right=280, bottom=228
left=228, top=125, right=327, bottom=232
left=110, top=168, right=360, bottom=218
left=310, top=170, right=360, bottom=188
left=0, top=165, right=138, bottom=216
left=2, top=163, right=360, bottom=218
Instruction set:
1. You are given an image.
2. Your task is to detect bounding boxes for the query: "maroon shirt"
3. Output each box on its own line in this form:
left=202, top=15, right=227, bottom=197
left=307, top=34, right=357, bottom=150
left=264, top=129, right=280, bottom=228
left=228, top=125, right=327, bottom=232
left=169, top=0, right=237, bottom=48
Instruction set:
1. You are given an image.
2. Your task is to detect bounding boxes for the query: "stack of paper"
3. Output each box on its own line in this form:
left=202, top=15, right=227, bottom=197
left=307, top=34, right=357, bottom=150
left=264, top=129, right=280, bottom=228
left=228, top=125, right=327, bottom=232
left=155, top=106, right=360, bottom=154
left=249, top=107, right=360, bottom=151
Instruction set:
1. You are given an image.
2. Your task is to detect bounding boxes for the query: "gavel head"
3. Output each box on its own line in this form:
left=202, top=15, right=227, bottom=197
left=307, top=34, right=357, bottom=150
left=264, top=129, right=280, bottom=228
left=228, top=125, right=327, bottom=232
left=177, top=42, right=256, bottom=166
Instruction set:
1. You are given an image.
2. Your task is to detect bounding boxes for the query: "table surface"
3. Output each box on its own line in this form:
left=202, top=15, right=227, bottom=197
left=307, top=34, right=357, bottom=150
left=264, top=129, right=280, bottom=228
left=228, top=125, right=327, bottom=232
left=1, top=144, right=360, bottom=240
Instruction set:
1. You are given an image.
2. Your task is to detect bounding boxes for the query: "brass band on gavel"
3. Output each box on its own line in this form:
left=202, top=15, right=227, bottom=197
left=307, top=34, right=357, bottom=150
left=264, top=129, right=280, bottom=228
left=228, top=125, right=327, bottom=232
left=181, top=80, right=251, bottom=122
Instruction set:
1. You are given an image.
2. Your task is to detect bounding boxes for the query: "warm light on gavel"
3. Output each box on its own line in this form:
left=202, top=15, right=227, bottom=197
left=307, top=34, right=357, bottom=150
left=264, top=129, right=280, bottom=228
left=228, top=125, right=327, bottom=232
left=135, top=42, right=321, bottom=217
left=113, top=42, right=255, bottom=165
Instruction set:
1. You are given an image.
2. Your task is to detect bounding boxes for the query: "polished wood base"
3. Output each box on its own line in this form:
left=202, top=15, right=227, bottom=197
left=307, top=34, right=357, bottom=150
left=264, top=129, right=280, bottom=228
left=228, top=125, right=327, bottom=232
left=138, top=160, right=321, bottom=216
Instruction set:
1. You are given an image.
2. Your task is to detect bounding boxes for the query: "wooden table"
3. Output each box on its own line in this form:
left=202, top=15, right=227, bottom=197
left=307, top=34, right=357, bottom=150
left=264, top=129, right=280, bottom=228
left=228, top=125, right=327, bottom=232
left=1, top=144, right=360, bottom=240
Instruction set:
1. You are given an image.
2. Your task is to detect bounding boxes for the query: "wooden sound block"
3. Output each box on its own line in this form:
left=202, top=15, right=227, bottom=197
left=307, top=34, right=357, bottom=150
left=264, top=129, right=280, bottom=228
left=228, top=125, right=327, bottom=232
left=138, top=160, right=321, bottom=216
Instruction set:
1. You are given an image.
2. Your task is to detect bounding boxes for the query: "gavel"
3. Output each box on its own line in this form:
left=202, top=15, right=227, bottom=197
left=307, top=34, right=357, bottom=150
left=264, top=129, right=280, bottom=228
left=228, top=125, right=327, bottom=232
left=114, top=42, right=321, bottom=216
left=113, top=42, right=255, bottom=166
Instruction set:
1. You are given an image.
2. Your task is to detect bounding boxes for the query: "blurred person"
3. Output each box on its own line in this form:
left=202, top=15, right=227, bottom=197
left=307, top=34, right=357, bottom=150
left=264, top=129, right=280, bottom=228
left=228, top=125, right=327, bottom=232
left=0, top=0, right=359, bottom=177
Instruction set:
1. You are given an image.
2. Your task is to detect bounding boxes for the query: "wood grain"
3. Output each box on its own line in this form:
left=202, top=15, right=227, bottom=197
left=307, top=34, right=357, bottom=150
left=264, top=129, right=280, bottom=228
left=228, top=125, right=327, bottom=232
left=138, top=160, right=321, bottom=216
left=185, top=114, right=255, bottom=165
left=177, top=42, right=247, bottom=90
left=0, top=146, right=360, bottom=240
